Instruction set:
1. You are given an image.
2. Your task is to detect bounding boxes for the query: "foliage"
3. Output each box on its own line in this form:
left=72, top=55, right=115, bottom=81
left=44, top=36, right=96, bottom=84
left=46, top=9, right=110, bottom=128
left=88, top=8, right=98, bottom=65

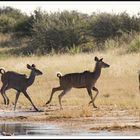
left=0, top=7, right=140, bottom=55
left=127, top=35, right=140, bottom=53
left=0, top=6, right=31, bottom=35
left=27, top=10, right=90, bottom=54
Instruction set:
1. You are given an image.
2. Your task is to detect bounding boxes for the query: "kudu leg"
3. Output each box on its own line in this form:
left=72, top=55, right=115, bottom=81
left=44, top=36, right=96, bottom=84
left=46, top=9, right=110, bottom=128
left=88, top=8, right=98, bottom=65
left=4, top=86, right=10, bottom=105
left=0, top=84, right=8, bottom=105
left=14, top=91, right=20, bottom=111
left=58, top=89, right=70, bottom=110
left=92, top=87, right=99, bottom=102
left=23, top=91, right=39, bottom=111
left=88, top=87, right=99, bottom=108
left=1, top=93, right=6, bottom=105
left=46, top=87, right=62, bottom=105
left=4, top=94, right=9, bottom=105
left=87, top=88, right=97, bottom=108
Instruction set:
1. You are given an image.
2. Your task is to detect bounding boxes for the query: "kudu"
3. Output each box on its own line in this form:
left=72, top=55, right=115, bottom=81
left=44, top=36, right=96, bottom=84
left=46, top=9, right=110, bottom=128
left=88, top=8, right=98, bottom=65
left=46, top=56, right=110, bottom=109
left=0, top=64, right=43, bottom=111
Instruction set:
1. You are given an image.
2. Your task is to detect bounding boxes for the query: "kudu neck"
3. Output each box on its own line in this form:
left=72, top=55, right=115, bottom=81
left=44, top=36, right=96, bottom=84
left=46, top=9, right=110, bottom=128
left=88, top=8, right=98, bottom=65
left=27, top=70, right=36, bottom=87
left=93, top=63, right=102, bottom=79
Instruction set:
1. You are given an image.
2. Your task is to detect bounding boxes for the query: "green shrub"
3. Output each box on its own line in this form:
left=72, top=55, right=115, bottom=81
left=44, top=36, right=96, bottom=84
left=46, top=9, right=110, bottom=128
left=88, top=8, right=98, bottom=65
left=127, top=36, right=140, bottom=53
left=27, top=10, right=90, bottom=55
left=1, top=7, right=140, bottom=55
left=0, top=15, right=16, bottom=33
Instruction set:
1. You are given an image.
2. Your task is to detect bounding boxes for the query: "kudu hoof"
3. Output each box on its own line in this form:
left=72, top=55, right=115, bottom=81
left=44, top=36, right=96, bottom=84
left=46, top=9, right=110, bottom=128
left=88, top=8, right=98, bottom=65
left=43, top=101, right=50, bottom=107
left=45, top=101, right=50, bottom=105
left=93, top=105, right=98, bottom=108
left=37, top=109, right=44, bottom=112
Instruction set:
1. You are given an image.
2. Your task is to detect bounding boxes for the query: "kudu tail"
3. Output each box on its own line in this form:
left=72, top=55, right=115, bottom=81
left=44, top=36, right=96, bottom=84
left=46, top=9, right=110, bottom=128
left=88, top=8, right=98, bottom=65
left=0, top=68, right=5, bottom=75
left=57, top=72, right=62, bottom=78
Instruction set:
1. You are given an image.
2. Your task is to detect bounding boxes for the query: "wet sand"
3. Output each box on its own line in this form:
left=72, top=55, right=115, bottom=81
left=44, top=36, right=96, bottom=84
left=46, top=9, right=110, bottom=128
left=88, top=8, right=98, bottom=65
left=0, top=105, right=140, bottom=136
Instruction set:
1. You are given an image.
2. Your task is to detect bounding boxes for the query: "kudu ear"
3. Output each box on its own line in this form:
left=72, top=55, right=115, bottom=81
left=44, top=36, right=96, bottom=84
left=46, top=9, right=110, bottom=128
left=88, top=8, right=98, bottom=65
left=32, top=64, right=36, bottom=68
left=94, top=56, right=99, bottom=61
left=100, top=58, right=103, bottom=61
left=27, top=64, right=31, bottom=69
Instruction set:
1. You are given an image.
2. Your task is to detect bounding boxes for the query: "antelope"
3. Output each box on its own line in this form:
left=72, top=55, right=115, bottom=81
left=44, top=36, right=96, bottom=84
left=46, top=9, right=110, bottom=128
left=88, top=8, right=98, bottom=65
left=45, top=56, right=110, bottom=109
left=0, top=64, right=43, bottom=111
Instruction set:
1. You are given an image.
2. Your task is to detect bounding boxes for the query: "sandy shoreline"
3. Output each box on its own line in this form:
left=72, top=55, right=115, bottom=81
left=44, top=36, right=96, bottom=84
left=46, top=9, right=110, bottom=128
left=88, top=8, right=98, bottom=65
left=0, top=105, right=140, bottom=136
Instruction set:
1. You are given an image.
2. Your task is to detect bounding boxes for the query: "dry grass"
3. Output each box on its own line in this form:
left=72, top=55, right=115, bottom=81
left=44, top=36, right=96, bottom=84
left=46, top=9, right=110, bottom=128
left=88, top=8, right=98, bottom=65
left=49, top=106, right=93, bottom=118
left=0, top=48, right=140, bottom=117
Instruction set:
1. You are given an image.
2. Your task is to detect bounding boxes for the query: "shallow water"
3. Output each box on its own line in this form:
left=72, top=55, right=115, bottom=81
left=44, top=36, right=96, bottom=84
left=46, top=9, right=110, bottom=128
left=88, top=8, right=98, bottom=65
left=0, top=110, right=139, bottom=137
left=0, top=122, right=129, bottom=136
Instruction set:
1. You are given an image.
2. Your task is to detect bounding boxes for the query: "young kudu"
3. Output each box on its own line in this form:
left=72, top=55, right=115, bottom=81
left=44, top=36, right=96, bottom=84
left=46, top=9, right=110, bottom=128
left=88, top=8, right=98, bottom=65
left=46, top=56, right=110, bottom=109
left=0, top=64, right=43, bottom=111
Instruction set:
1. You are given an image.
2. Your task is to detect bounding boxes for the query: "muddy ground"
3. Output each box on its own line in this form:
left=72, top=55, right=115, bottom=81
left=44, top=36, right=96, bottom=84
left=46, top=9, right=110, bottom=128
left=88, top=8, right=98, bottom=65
left=0, top=105, right=140, bottom=136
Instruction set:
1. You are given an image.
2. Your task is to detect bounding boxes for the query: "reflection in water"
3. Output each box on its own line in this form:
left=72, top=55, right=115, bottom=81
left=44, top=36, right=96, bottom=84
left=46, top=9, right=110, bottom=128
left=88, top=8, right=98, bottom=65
left=1, top=123, right=30, bottom=135
left=0, top=123, right=61, bottom=136
left=1, top=123, right=20, bottom=135
left=0, top=122, right=127, bottom=136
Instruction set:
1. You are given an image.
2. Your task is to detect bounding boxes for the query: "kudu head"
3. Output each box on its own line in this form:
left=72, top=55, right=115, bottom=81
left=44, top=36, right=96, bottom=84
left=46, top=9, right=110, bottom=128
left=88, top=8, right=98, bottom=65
left=94, top=56, right=110, bottom=68
left=27, top=64, right=43, bottom=76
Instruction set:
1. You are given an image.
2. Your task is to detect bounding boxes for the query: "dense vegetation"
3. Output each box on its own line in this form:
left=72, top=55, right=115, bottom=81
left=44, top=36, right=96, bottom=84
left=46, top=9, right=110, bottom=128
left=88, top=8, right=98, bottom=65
left=0, top=6, right=140, bottom=56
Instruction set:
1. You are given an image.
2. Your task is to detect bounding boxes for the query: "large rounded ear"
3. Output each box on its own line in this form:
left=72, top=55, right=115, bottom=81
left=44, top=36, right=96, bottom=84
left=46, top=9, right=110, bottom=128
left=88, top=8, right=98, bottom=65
left=100, top=58, right=103, bottom=61
left=32, top=64, right=36, bottom=68
left=27, top=64, right=31, bottom=69
left=94, top=56, right=99, bottom=61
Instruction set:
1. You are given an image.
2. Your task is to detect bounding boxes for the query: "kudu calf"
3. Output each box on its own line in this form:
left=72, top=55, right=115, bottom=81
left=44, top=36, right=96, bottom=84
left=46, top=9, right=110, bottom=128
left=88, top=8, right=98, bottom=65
left=0, top=64, right=43, bottom=111
left=46, top=56, right=110, bottom=109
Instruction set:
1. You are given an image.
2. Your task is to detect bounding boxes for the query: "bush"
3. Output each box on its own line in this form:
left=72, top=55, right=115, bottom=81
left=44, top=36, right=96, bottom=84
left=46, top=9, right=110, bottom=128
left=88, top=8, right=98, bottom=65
left=89, top=13, right=120, bottom=40
left=27, top=10, right=90, bottom=55
left=127, top=35, right=140, bottom=53
left=1, top=7, right=140, bottom=55
left=0, top=6, right=31, bottom=36
left=0, top=15, right=16, bottom=33
left=14, top=16, right=34, bottom=37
